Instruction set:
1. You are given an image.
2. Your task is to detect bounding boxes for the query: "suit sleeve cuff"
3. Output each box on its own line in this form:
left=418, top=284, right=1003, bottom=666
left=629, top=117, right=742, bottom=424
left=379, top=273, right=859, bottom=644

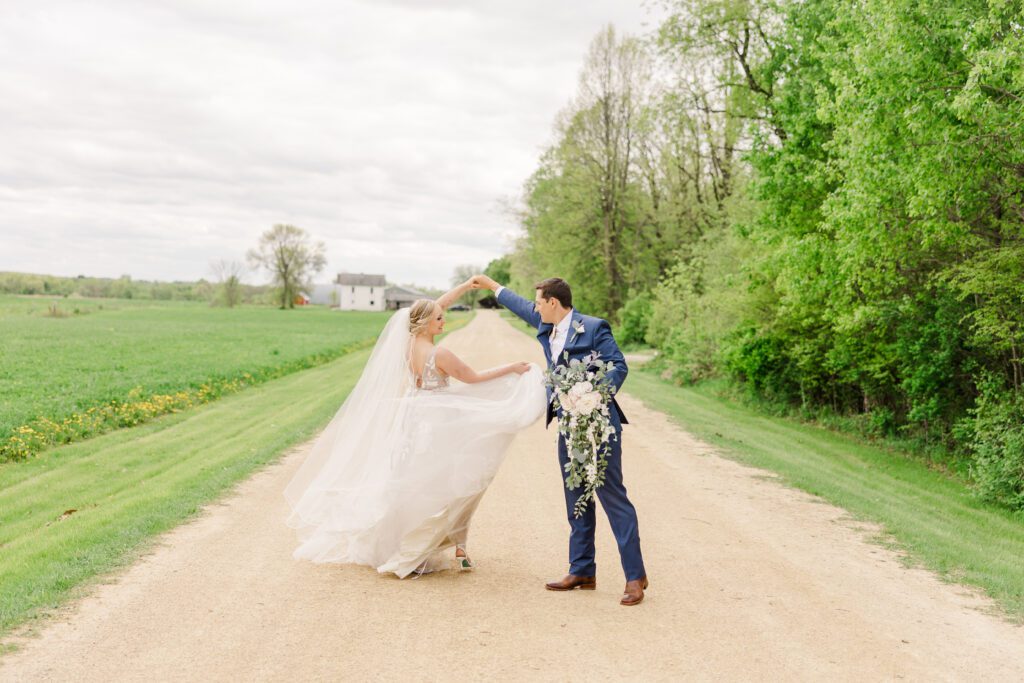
left=495, top=285, right=505, bottom=297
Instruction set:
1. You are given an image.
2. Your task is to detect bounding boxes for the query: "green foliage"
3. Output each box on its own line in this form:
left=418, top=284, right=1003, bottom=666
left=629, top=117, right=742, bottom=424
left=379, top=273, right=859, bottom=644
left=616, top=292, right=653, bottom=346
left=0, top=271, right=254, bottom=302
left=720, top=327, right=800, bottom=402
left=654, top=0, right=1024, bottom=501
left=961, top=373, right=1024, bottom=511
left=646, top=220, right=768, bottom=384
left=510, top=1, right=1024, bottom=512
left=510, top=26, right=684, bottom=322
left=483, top=255, right=511, bottom=286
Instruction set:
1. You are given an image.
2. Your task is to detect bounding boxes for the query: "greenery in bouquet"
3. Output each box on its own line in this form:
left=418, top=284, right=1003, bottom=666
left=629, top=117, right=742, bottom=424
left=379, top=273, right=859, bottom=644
left=545, top=351, right=619, bottom=517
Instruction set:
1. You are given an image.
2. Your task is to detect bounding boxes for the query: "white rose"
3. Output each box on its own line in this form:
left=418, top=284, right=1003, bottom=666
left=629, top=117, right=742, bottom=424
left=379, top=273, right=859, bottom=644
left=569, top=381, right=593, bottom=399
left=575, top=391, right=601, bottom=415
left=558, top=390, right=577, bottom=413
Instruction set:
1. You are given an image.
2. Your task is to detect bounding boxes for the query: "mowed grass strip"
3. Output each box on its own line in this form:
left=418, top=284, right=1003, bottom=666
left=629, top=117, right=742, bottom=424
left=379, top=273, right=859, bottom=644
left=0, top=312, right=472, bottom=638
left=624, top=370, right=1024, bottom=622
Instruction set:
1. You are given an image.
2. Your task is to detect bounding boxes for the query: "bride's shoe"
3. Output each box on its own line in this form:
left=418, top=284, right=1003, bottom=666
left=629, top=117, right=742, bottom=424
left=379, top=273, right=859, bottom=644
left=410, top=559, right=433, bottom=580
left=455, top=544, right=474, bottom=571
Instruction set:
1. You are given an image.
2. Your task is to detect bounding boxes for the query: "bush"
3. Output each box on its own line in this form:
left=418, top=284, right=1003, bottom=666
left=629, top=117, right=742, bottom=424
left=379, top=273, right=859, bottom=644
left=962, top=374, right=1024, bottom=512
left=720, top=326, right=800, bottom=402
left=617, top=293, right=653, bottom=346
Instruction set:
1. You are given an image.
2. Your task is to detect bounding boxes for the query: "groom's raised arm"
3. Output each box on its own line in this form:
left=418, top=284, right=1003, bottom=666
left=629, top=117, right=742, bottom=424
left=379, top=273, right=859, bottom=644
left=474, top=275, right=542, bottom=329
left=594, top=320, right=628, bottom=394
left=497, top=287, right=543, bottom=329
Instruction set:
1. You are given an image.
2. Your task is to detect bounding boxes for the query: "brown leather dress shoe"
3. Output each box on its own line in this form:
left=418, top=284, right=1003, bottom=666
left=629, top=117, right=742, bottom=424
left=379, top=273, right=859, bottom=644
left=620, top=577, right=649, bottom=606
left=545, top=574, right=597, bottom=591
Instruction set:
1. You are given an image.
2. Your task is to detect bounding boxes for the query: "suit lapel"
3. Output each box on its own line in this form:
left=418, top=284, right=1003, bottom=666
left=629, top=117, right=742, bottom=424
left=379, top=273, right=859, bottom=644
left=537, top=323, right=554, bottom=365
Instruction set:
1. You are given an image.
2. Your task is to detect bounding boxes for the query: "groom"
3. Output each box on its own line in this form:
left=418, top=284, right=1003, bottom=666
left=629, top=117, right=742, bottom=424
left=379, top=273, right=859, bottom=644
left=472, top=275, right=647, bottom=606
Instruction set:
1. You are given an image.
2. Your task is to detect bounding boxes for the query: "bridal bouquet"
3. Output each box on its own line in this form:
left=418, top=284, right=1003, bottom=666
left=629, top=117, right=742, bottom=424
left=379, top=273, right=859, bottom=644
left=545, top=351, right=618, bottom=517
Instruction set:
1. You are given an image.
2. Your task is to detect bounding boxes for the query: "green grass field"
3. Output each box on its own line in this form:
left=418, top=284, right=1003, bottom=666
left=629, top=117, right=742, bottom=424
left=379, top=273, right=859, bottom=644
left=0, top=305, right=472, bottom=639
left=0, top=295, right=393, bottom=457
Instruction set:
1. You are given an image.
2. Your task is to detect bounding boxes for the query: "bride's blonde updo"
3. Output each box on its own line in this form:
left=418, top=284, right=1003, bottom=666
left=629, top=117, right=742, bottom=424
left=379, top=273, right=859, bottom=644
left=408, top=299, right=437, bottom=336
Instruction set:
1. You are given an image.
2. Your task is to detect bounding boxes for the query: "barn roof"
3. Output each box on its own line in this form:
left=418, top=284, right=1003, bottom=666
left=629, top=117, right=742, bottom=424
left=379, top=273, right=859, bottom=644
left=385, top=285, right=426, bottom=303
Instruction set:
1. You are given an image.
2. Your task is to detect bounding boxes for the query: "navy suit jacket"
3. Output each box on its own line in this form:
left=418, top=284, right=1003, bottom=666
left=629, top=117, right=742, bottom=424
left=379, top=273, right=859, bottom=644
left=497, top=287, right=629, bottom=428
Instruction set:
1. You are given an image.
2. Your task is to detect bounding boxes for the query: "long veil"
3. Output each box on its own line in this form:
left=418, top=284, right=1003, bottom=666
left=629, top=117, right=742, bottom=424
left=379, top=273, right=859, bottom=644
left=283, top=308, right=415, bottom=540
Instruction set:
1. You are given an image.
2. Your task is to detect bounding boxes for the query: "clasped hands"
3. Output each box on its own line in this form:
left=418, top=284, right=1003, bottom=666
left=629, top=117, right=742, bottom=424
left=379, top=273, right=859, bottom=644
left=465, top=274, right=499, bottom=291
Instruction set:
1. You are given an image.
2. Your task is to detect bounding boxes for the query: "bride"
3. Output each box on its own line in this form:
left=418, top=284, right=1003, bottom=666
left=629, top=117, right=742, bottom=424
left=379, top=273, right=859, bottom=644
left=283, top=279, right=546, bottom=578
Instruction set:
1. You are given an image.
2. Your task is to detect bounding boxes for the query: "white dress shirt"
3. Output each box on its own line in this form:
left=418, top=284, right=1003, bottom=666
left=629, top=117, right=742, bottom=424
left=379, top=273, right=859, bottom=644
left=497, top=285, right=575, bottom=360
left=548, top=308, right=574, bottom=360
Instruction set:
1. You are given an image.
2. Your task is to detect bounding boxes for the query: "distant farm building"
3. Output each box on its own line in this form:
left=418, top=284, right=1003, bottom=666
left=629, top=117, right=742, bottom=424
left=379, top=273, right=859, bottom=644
left=309, top=274, right=428, bottom=311
left=335, top=273, right=387, bottom=311
left=385, top=285, right=427, bottom=310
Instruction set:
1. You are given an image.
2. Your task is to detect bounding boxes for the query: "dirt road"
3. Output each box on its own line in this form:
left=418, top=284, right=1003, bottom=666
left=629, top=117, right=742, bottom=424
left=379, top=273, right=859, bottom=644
left=3, top=311, right=1023, bottom=681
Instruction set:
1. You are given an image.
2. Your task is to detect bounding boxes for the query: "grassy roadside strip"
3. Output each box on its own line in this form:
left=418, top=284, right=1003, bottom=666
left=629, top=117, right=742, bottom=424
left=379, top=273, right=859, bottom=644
left=0, top=312, right=474, bottom=642
left=497, top=308, right=1024, bottom=621
left=624, top=370, right=1024, bottom=622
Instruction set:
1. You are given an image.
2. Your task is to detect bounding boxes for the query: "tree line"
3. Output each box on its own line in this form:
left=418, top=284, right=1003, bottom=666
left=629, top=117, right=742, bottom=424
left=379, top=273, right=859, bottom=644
left=504, top=0, right=1024, bottom=512
left=0, top=271, right=262, bottom=303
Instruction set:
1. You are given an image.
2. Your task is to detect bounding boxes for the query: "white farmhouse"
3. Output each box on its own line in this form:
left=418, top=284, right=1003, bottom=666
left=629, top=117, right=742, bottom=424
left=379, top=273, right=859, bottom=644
left=336, top=272, right=387, bottom=311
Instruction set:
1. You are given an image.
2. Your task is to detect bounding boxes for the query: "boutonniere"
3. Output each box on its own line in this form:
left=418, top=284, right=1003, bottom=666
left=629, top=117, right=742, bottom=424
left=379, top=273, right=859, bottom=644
left=570, top=319, right=585, bottom=343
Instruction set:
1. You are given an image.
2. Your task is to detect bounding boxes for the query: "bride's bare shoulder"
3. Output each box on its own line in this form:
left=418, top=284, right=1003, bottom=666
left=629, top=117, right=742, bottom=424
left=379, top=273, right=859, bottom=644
left=433, top=346, right=468, bottom=372
left=433, top=346, right=458, bottom=363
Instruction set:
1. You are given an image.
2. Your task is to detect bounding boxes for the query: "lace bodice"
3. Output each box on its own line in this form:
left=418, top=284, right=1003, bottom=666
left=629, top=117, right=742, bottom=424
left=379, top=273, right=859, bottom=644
left=414, top=346, right=449, bottom=391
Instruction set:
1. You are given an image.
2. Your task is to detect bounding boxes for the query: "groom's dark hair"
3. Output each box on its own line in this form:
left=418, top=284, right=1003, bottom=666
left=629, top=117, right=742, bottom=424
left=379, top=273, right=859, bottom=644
left=535, top=277, right=572, bottom=308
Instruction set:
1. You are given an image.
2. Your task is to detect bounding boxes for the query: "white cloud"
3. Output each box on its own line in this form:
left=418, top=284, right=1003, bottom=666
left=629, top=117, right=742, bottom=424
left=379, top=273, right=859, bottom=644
left=0, top=0, right=662, bottom=288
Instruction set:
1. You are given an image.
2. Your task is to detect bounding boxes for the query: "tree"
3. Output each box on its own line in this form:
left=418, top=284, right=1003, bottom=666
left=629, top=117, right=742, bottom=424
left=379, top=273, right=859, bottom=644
left=483, top=255, right=511, bottom=286
left=513, top=26, right=660, bottom=320
left=451, top=264, right=483, bottom=308
left=246, top=224, right=326, bottom=309
left=209, top=259, right=246, bottom=308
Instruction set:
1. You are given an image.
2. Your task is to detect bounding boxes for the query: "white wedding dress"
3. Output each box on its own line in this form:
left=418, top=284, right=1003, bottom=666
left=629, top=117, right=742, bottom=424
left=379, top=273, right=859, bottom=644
left=283, top=308, right=545, bottom=578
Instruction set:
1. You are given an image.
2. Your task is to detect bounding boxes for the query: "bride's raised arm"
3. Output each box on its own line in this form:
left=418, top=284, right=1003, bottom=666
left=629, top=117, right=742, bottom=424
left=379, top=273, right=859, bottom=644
left=435, top=279, right=473, bottom=311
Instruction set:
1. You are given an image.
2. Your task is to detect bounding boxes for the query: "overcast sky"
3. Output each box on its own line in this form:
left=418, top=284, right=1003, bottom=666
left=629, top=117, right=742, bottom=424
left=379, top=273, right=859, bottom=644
left=0, top=0, right=662, bottom=289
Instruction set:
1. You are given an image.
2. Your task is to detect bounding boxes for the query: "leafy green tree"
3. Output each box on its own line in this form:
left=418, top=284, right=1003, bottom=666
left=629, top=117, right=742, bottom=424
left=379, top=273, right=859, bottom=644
left=247, top=224, right=326, bottom=310
left=210, top=260, right=246, bottom=308
left=512, top=26, right=662, bottom=319
left=510, top=0, right=1024, bottom=508
left=483, top=255, right=511, bottom=286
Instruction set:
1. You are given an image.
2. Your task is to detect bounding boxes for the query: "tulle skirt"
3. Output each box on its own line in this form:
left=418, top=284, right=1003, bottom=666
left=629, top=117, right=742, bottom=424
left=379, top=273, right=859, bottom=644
left=287, top=365, right=546, bottom=578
